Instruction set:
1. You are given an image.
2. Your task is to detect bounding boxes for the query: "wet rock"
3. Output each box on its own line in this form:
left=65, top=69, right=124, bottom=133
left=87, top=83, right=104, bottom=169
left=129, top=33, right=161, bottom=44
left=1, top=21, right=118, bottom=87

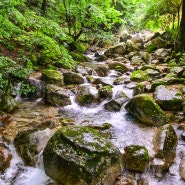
left=126, top=40, right=139, bottom=53
left=140, top=51, right=151, bottom=64
left=14, top=128, right=54, bottom=166
left=154, top=48, right=170, bottom=58
left=125, top=94, right=169, bottom=127
left=124, top=145, right=149, bottom=173
left=104, top=91, right=129, bottom=112
left=130, top=70, right=149, bottom=82
left=76, top=85, right=99, bottom=106
left=70, top=51, right=91, bottom=63
left=92, top=77, right=112, bottom=87
left=42, top=69, right=63, bottom=86
left=43, top=84, right=71, bottom=106
left=63, top=72, right=84, bottom=85
left=0, top=142, right=12, bottom=172
left=43, top=126, right=123, bottom=185
left=98, top=85, right=113, bottom=99
left=0, top=95, right=18, bottom=113
left=180, top=157, right=185, bottom=181
left=104, top=42, right=126, bottom=57
left=154, top=85, right=184, bottom=111
left=108, top=62, right=128, bottom=74
left=154, top=124, right=177, bottom=166
left=150, top=157, right=169, bottom=173
left=93, top=64, right=110, bottom=77
left=151, top=37, right=167, bottom=48
left=115, top=175, right=135, bottom=185
left=130, top=56, right=145, bottom=65
left=137, top=178, right=149, bottom=185
left=181, top=133, right=185, bottom=141
left=133, top=83, right=145, bottom=96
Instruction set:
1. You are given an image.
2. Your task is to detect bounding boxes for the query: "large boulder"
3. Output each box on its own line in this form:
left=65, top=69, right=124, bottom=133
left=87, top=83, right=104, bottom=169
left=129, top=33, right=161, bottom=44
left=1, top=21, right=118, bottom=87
left=76, top=85, right=99, bottom=106
left=14, top=128, right=54, bottom=166
left=125, top=94, right=169, bottom=127
left=104, top=43, right=126, bottom=57
left=154, top=85, right=184, bottom=111
left=63, top=72, right=84, bottom=85
left=42, top=69, right=63, bottom=86
left=154, top=124, right=177, bottom=169
left=43, top=84, right=71, bottom=106
left=124, top=145, right=149, bottom=173
left=43, top=126, right=123, bottom=185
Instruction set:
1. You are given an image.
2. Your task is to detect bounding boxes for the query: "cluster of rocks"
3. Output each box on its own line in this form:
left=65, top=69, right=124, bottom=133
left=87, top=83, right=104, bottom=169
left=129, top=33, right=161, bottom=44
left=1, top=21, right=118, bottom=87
left=0, top=30, right=185, bottom=184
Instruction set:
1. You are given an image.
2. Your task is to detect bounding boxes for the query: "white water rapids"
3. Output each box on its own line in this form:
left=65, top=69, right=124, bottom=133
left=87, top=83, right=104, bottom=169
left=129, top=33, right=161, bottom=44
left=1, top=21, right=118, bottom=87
left=0, top=53, right=185, bottom=185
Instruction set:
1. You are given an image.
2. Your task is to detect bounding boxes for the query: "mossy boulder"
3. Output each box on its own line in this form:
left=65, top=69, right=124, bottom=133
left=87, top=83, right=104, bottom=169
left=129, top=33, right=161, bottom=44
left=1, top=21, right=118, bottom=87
left=0, top=95, right=18, bottom=113
left=70, top=52, right=91, bottom=62
left=63, top=72, right=84, bottom=85
left=154, top=85, right=184, bottom=111
left=104, top=91, right=129, bottom=112
left=133, top=83, right=145, bottom=96
left=94, top=64, right=110, bottom=77
left=43, top=84, right=71, bottom=106
left=43, top=126, right=123, bottom=185
left=130, top=70, right=148, bottom=82
left=126, top=40, right=139, bottom=53
left=104, top=43, right=126, bottom=57
left=125, top=94, right=169, bottom=127
left=98, top=85, right=113, bottom=99
left=108, top=62, right=128, bottom=74
left=14, top=128, right=54, bottom=166
left=76, top=85, right=99, bottom=106
left=124, top=145, right=149, bottom=173
left=154, top=124, right=177, bottom=168
left=42, top=69, right=63, bottom=86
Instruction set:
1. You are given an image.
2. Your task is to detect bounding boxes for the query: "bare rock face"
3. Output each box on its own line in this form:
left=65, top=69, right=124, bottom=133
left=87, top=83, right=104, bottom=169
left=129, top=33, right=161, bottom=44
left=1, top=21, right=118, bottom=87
left=43, top=126, right=123, bottom=185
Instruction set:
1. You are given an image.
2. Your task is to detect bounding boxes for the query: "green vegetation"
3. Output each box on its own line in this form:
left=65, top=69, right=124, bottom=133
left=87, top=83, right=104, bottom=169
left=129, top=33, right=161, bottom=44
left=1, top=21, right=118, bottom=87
left=1, top=0, right=185, bottom=113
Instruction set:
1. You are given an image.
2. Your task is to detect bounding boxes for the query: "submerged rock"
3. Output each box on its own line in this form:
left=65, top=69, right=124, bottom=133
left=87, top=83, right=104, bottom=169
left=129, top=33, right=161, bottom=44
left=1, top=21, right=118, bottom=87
left=43, top=126, right=123, bottom=185
left=154, top=85, right=184, bottom=111
left=154, top=124, right=177, bottom=169
left=124, top=145, right=149, bottom=173
left=125, top=94, right=169, bottom=127
left=43, top=84, right=71, bottom=106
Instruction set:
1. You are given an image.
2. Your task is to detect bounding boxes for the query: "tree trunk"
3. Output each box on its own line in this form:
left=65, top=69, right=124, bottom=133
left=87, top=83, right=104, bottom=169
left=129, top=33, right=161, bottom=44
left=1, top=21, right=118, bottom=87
left=41, top=0, right=47, bottom=14
left=178, top=0, right=185, bottom=51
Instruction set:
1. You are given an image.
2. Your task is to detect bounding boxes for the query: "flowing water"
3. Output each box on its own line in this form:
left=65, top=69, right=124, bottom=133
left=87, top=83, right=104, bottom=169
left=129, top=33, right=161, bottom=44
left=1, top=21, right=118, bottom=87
left=0, top=52, right=185, bottom=184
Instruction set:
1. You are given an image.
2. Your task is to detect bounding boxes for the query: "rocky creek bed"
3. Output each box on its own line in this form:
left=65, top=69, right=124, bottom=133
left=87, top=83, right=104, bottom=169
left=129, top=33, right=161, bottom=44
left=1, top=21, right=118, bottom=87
left=0, top=30, right=185, bottom=185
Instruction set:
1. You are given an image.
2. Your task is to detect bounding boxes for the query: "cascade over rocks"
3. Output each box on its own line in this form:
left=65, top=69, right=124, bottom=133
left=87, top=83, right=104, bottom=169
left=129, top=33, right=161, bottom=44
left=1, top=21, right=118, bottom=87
left=14, top=128, right=55, bottom=166
left=125, top=94, right=169, bottom=127
left=76, top=84, right=99, bottom=106
left=43, top=126, right=123, bottom=185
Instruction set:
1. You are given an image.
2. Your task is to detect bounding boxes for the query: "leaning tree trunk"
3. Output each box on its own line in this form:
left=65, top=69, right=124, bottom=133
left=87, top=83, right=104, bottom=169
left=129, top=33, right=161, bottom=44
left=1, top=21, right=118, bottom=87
left=178, top=0, right=185, bottom=51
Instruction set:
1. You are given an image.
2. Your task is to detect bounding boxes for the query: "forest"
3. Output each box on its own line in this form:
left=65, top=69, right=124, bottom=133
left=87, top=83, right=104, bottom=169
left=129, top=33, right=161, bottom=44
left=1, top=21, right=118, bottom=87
left=0, top=0, right=185, bottom=185
left=0, top=0, right=184, bottom=100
